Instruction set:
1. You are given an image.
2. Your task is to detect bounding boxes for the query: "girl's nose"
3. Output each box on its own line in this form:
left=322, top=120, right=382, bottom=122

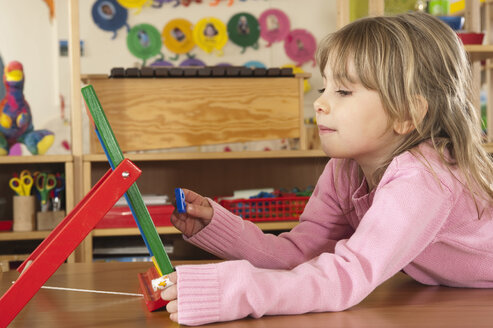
left=314, top=97, right=330, bottom=114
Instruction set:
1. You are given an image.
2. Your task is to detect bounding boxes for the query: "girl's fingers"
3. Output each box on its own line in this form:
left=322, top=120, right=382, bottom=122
left=167, top=271, right=178, bottom=283
left=161, top=285, right=177, bottom=301
left=166, top=300, right=178, bottom=314
left=186, top=203, right=214, bottom=221
left=169, top=312, right=178, bottom=322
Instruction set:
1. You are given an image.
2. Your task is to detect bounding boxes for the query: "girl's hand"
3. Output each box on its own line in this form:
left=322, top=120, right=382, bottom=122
left=161, top=271, right=178, bottom=322
left=171, top=188, right=214, bottom=238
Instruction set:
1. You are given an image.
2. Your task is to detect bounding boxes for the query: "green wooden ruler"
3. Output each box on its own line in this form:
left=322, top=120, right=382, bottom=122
left=81, top=85, right=173, bottom=275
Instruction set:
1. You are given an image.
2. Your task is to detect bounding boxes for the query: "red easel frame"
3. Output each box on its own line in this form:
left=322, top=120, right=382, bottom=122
left=0, top=159, right=141, bottom=328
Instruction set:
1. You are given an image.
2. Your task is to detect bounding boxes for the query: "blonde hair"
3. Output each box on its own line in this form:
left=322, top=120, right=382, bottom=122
left=317, top=12, right=493, bottom=212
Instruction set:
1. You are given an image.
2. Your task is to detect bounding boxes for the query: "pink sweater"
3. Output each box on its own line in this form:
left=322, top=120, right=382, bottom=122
left=176, top=144, right=493, bottom=326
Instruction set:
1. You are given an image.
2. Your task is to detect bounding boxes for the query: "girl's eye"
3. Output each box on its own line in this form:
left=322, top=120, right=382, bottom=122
left=317, top=88, right=325, bottom=94
left=336, top=90, right=352, bottom=96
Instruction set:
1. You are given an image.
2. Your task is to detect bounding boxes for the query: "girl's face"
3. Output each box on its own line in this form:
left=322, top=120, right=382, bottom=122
left=314, top=62, right=403, bottom=175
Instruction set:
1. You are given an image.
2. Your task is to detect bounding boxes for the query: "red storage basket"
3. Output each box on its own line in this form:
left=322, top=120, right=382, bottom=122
left=218, top=196, right=309, bottom=222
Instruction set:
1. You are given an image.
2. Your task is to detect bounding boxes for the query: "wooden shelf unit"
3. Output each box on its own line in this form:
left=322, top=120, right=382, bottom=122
left=81, top=150, right=328, bottom=262
left=0, top=155, right=75, bottom=267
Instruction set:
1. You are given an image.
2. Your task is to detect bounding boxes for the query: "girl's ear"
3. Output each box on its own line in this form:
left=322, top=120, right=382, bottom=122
left=393, top=95, right=428, bottom=135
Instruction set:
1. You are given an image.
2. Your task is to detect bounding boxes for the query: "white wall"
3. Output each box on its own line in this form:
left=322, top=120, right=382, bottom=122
left=0, top=0, right=337, bottom=154
left=0, top=0, right=58, bottom=127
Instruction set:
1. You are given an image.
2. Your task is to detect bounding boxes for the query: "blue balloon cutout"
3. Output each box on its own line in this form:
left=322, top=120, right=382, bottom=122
left=92, top=0, right=129, bottom=39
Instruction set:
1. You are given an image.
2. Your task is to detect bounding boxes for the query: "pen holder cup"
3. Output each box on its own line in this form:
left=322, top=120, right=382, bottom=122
left=13, top=195, right=36, bottom=232
left=37, top=210, right=66, bottom=231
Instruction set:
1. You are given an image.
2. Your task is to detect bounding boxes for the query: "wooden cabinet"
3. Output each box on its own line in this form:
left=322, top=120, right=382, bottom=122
left=0, top=155, right=74, bottom=270
left=81, top=150, right=327, bottom=262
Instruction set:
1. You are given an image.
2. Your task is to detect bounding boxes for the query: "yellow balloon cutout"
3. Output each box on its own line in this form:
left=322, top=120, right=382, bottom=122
left=117, top=0, right=151, bottom=14
left=193, top=17, right=228, bottom=55
left=162, top=19, right=195, bottom=55
left=282, top=64, right=311, bottom=93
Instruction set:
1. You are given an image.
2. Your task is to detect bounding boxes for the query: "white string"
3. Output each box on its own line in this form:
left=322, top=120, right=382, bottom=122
left=11, top=281, right=143, bottom=297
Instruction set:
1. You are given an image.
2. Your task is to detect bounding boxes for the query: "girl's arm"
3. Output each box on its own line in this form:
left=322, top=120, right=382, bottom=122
left=185, top=160, right=355, bottom=270
left=176, top=165, right=454, bottom=325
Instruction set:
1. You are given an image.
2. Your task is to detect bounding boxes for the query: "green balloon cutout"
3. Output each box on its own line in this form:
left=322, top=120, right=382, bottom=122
left=227, top=13, right=260, bottom=53
left=127, top=24, right=162, bottom=66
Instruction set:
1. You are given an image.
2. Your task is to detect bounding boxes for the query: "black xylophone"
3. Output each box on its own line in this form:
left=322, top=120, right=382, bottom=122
left=110, top=66, right=295, bottom=78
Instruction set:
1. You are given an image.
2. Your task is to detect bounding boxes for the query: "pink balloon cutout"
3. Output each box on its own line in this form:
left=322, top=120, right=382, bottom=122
left=284, top=29, right=317, bottom=67
left=259, top=9, right=290, bottom=47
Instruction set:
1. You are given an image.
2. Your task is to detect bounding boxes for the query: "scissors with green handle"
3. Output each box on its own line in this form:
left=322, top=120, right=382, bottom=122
left=9, top=175, right=34, bottom=196
left=35, top=173, right=56, bottom=211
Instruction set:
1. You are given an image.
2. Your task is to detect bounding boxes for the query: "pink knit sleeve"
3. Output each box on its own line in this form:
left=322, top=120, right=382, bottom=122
left=176, top=165, right=454, bottom=326
left=186, top=160, right=354, bottom=270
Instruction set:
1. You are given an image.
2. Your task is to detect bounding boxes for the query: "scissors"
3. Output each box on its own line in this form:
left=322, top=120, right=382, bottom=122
left=35, top=173, right=56, bottom=211
left=9, top=174, right=34, bottom=196
left=52, top=173, right=65, bottom=211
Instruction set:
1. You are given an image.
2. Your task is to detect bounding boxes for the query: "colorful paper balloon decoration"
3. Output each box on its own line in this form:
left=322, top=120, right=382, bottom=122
left=282, top=64, right=311, bottom=93
left=127, top=24, right=163, bottom=66
left=210, top=0, right=246, bottom=6
left=162, top=18, right=195, bottom=59
left=227, top=12, right=260, bottom=53
left=181, top=0, right=202, bottom=6
left=92, top=0, right=130, bottom=39
left=284, top=29, right=317, bottom=67
left=152, top=0, right=180, bottom=7
left=193, top=17, right=228, bottom=56
left=117, top=0, right=152, bottom=14
left=179, top=58, right=206, bottom=66
left=243, top=60, right=266, bottom=69
left=258, top=8, right=290, bottom=47
left=151, top=59, right=174, bottom=66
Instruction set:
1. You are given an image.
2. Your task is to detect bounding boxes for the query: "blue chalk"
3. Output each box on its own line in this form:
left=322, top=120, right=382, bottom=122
left=175, top=188, right=186, bottom=213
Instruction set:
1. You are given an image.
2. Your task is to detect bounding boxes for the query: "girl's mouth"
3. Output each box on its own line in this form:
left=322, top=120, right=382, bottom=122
left=318, top=125, right=336, bottom=134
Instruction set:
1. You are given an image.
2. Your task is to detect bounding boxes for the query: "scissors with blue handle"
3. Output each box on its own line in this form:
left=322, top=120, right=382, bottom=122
left=52, top=173, right=65, bottom=211
left=35, top=173, right=56, bottom=210
left=9, top=175, right=34, bottom=196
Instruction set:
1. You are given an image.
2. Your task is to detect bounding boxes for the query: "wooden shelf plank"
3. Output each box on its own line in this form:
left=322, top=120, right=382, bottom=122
left=84, top=150, right=327, bottom=162
left=465, top=45, right=493, bottom=61
left=83, top=144, right=493, bottom=163
left=92, top=221, right=298, bottom=237
left=0, top=230, right=51, bottom=241
left=483, top=142, right=493, bottom=153
left=0, top=154, right=72, bottom=164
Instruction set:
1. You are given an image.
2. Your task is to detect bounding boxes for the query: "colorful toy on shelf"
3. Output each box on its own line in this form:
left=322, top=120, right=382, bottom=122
left=227, top=12, right=260, bottom=53
left=0, top=55, right=4, bottom=101
left=0, top=61, right=54, bottom=156
left=175, top=188, right=186, bottom=213
left=91, top=0, right=130, bottom=39
left=259, top=8, right=290, bottom=47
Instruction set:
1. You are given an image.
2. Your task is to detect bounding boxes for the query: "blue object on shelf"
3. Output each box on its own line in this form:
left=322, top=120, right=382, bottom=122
left=175, top=188, right=186, bottom=213
left=438, top=16, right=464, bottom=30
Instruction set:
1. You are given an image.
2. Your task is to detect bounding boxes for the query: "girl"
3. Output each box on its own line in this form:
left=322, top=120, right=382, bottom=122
left=162, top=12, right=493, bottom=326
